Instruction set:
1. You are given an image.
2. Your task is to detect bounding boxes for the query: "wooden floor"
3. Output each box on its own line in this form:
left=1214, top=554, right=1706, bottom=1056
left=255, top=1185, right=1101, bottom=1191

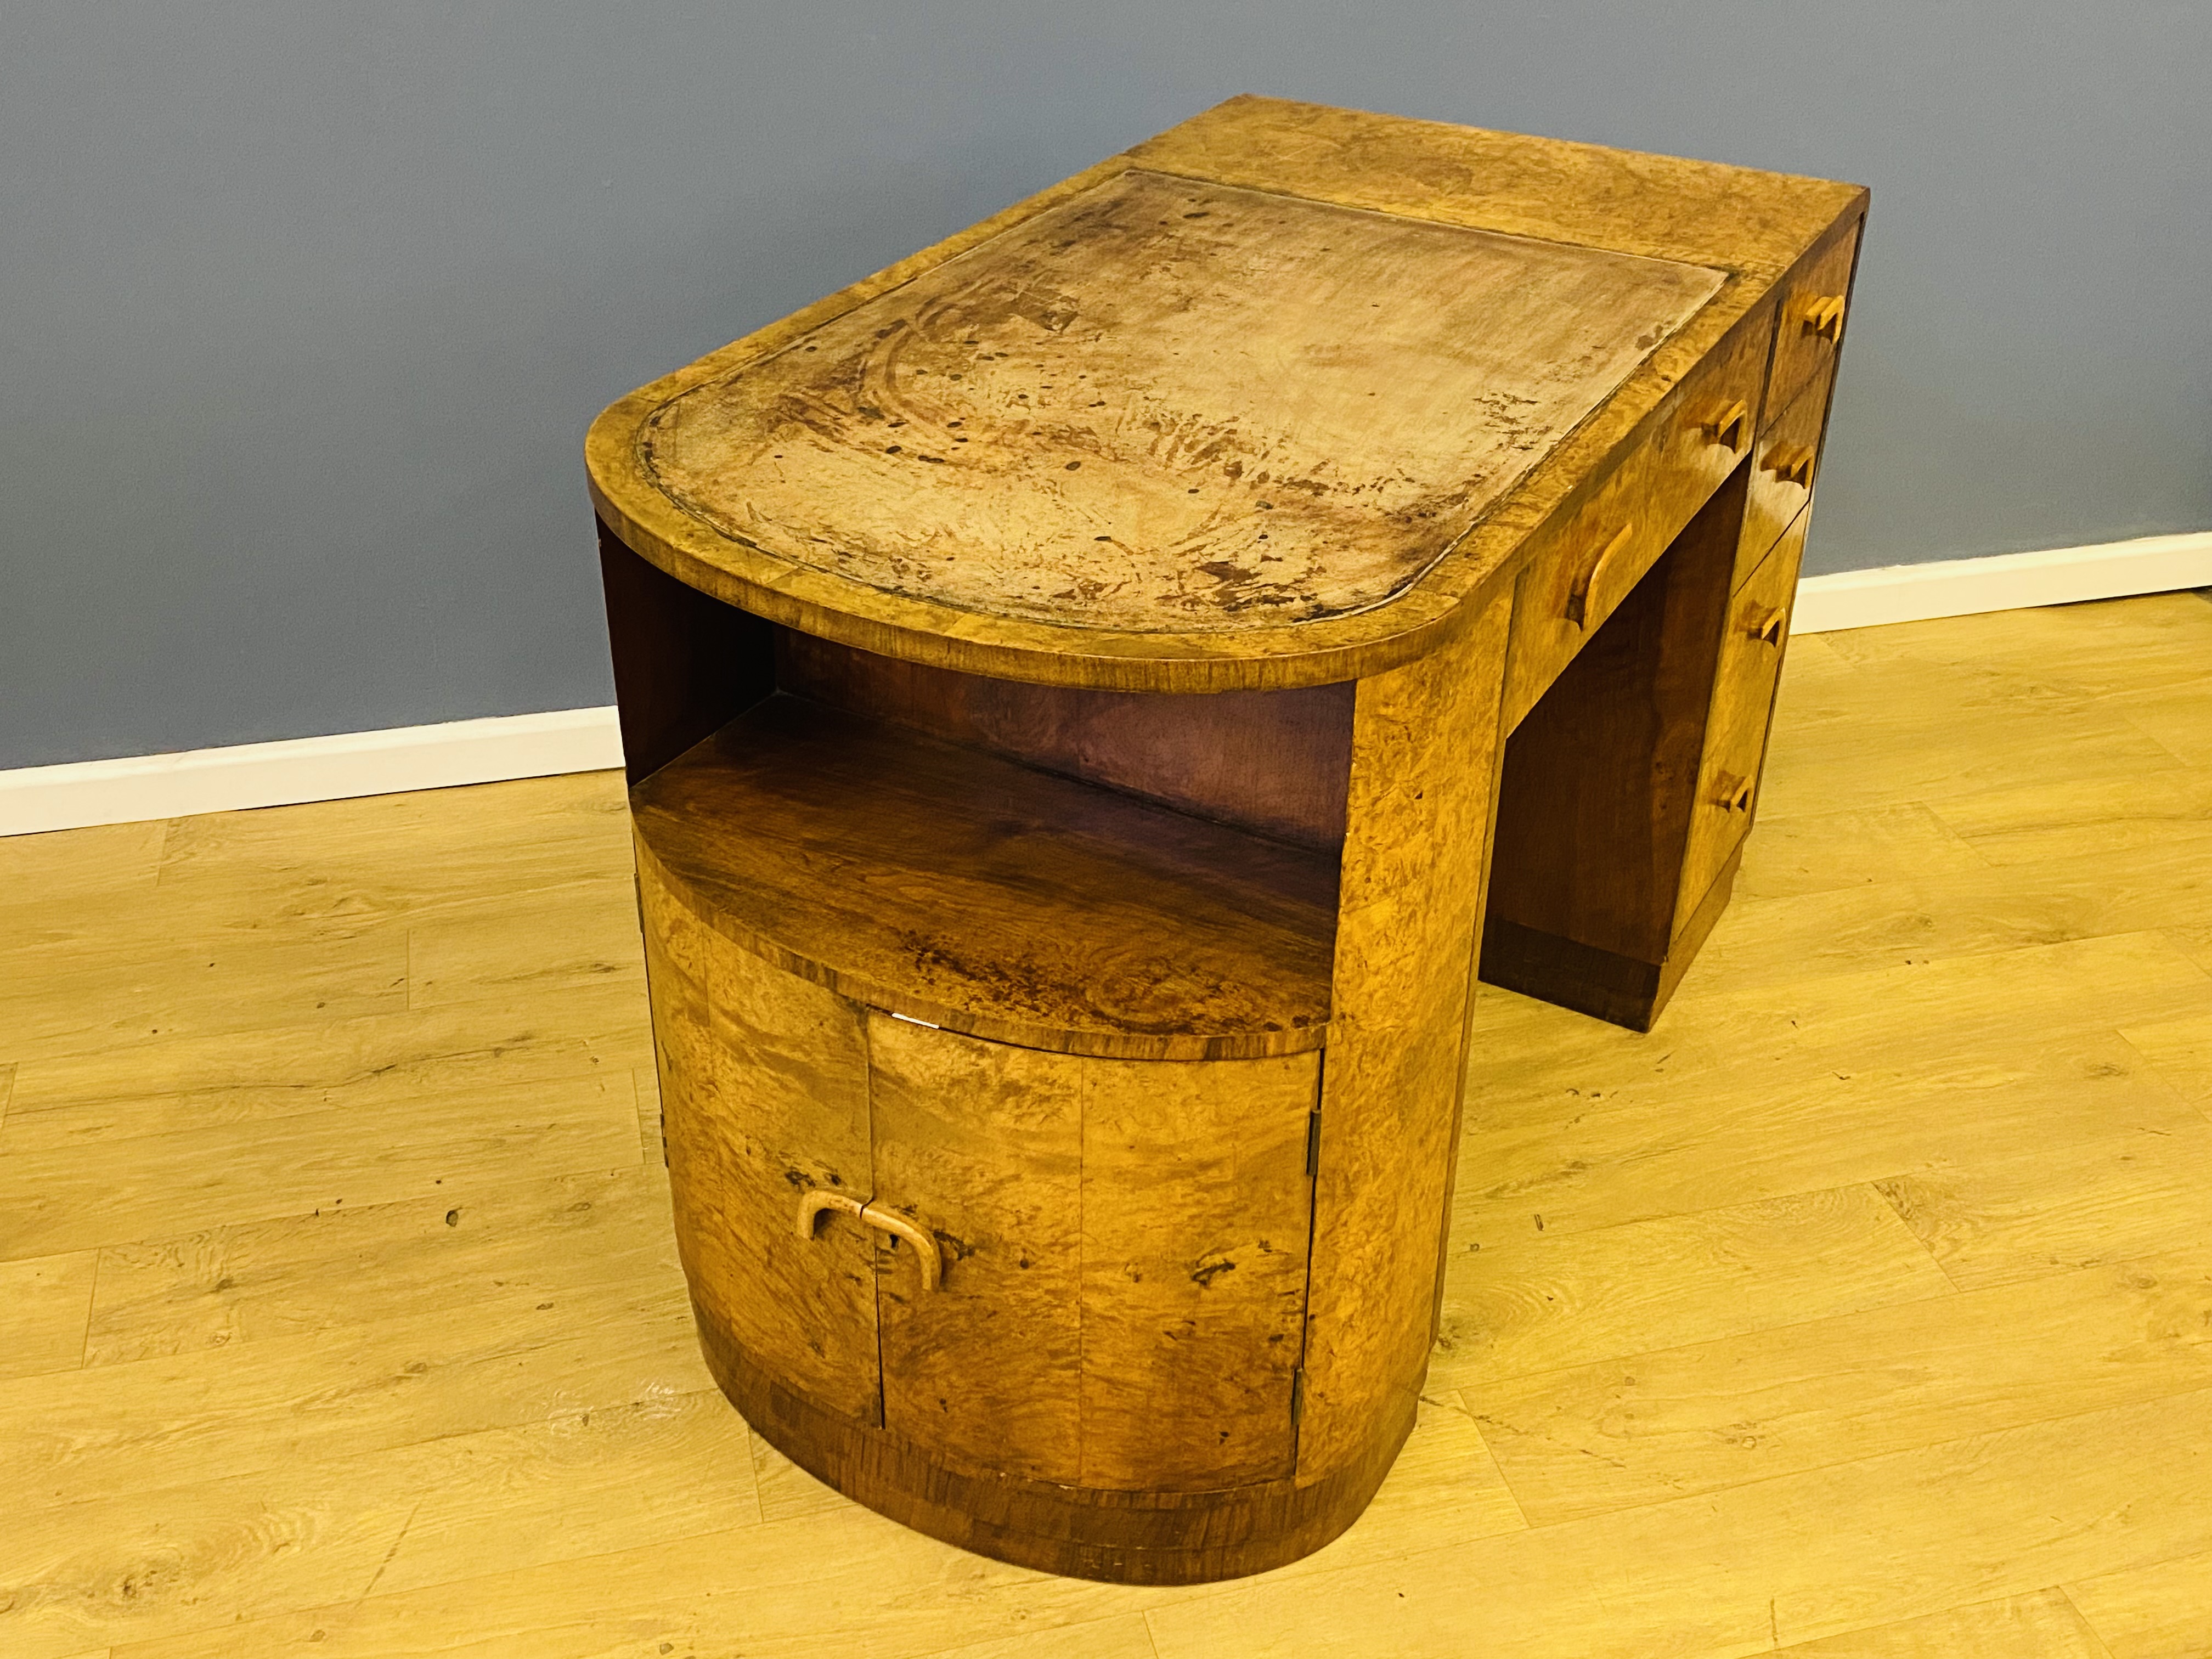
left=4, top=592, right=2211, bottom=1659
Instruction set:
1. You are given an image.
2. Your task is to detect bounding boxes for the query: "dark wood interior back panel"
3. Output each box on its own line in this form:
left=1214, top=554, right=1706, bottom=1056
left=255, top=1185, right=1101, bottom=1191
left=597, top=520, right=776, bottom=783
left=1482, top=462, right=1748, bottom=968
left=777, top=631, right=1354, bottom=851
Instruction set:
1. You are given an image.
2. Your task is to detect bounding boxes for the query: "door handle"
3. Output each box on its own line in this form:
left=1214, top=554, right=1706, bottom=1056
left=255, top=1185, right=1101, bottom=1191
left=1801, top=295, right=1846, bottom=342
left=797, top=1188, right=944, bottom=1291
left=1714, top=772, right=1755, bottom=813
left=1745, top=605, right=1786, bottom=647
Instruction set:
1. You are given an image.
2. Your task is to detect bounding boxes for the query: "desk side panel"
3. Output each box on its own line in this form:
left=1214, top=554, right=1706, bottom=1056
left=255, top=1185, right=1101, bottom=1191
left=1298, top=588, right=1512, bottom=1479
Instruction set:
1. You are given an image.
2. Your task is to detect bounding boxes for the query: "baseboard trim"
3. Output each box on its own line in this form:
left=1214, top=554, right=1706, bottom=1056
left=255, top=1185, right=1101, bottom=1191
left=0, top=707, right=623, bottom=838
left=1792, top=529, right=2212, bottom=634
left=6, top=530, right=2208, bottom=838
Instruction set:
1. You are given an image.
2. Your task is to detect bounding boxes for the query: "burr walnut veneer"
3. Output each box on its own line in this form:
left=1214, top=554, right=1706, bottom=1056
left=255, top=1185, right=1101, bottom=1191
left=587, top=96, right=1864, bottom=1584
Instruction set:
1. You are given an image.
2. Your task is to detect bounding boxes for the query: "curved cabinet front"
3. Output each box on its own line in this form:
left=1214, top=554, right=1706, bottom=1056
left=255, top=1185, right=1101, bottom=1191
left=639, top=847, right=1340, bottom=1582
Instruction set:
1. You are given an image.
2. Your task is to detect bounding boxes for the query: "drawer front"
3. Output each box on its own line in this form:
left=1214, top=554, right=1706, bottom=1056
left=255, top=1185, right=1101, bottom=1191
left=640, top=847, right=885, bottom=1425
left=1735, top=377, right=1827, bottom=588
left=1677, top=510, right=1809, bottom=927
left=1768, top=221, right=1859, bottom=423
left=1505, top=310, right=1769, bottom=727
left=867, top=1013, right=1318, bottom=1491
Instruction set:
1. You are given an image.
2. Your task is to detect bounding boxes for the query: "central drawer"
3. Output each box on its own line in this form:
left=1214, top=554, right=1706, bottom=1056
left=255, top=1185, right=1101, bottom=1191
left=1504, top=305, right=1770, bottom=728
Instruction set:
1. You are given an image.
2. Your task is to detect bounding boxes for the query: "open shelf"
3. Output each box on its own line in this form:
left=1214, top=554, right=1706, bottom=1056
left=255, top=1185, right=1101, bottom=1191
left=630, top=695, right=1339, bottom=1060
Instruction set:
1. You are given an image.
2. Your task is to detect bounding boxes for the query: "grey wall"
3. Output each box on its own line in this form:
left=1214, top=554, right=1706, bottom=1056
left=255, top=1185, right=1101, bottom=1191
left=5, top=2, right=2208, bottom=769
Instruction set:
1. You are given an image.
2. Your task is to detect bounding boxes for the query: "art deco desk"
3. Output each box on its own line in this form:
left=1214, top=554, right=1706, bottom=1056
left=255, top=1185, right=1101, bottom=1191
left=586, top=97, right=1864, bottom=1584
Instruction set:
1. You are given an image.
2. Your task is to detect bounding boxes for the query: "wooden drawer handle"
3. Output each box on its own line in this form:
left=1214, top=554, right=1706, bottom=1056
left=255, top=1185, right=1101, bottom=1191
left=1702, top=399, right=1751, bottom=454
left=1801, top=295, right=1846, bottom=342
left=797, top=1188, right=943, bottom=1291
left=1745, top=605, right=1786, bottom=647
left=1565, top=521, right=1636, bottom=629
left=1764, top=444, right=1816, bottom=490
left=1714, top=772, right=1755, bottom=813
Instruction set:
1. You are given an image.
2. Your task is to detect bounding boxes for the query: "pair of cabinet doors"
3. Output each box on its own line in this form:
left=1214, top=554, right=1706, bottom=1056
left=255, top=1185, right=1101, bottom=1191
left=641, top=863, right=1321, bottom=1493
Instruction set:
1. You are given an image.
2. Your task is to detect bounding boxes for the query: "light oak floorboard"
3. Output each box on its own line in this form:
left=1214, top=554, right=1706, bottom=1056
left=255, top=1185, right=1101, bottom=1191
left=1819, top=591, right=2212, bottom=699
left=2066, top=1545, right=2212, bottom=1659
left=84, top=1165, right=678, bottom=1366
left=1469, top=1249, right=2212, bottom=1525
left=0, top=1068, right=642, bottom=1261
left=1688, top=840, right=2212, bottom=992
left=1734, top=802, right=1990, bottom=901
left=1434, top=1184, right=1952, bottom=1388
left=1927, top=768, right=2212, bottom=866
left=2112, top=679, right=2212, bottom=769
left=1771, top=1589, right=2113, bottom=1657
left=0, top=1389, right=756, bottom=1659
left=1760, top=652, right=2188, bottom=817
left=1876, top=1121, right=2212, bottom=1291
left=1451, top=1032, right=2197, bottom=1240
left=404, top=883, right=646, bottom=1012
left=2119, top=1009, right=2212, bottom=1116
left=1, top=980, right=651, bottom=1154
left=0, top=1272, right=708, bottom=1508
left=1141, top=1387, right=2212, bottom=1659
left=0, top=1250, right=98, bottom=1380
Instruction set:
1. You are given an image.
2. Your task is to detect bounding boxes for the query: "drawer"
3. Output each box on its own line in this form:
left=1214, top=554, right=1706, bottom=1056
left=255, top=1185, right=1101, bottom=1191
left=1505, top=309, right=1769, bottom=726
left=1675, top=509, right=1809, bottom=927
left=1735, top=376, right=1827, bottom=589
left=1767, top=221, right=1859, bottom=423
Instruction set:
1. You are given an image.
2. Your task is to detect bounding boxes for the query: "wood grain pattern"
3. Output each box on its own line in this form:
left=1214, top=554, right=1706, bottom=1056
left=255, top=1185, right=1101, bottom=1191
left=0, top=1250, right=95, bottom=1380
left=1469, top=1249, right=2212, bottom=1525
left=587, top=97, right=1864, bottom=692
left=642, top=168, right=1723, bottom=635
left=1296, top=589, right=1513, bottom=1480
left=864, top=1015, right=1319, bottom=1493
left=778, top=629, right=1354, bottom=849
left=2066, top=1546, right=2212, bottom=1659
left=1073, top=1046, right=1316, bottom=1491
left=640, top=849, right=881, bottom=1424
left=631, top=696, right=1339, bottom=1059
left=867, top=1013, right=1085, bottom=1483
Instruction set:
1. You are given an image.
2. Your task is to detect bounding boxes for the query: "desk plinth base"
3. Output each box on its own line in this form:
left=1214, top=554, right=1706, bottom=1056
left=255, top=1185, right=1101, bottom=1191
left=1481, top=846, right=1743, bottom=1032
left=691, top=1301, right=1413, bottom=1586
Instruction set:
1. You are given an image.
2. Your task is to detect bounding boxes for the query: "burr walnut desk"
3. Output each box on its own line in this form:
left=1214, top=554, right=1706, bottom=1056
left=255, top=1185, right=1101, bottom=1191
left=586, top=96, right=1864, bottom=1585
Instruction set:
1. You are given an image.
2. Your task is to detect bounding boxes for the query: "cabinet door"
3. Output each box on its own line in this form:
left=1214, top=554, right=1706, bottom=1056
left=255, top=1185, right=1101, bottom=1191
left=639, top=851, right=881, bottom=1424
left=866, top=1013, right=1318, bottom=1491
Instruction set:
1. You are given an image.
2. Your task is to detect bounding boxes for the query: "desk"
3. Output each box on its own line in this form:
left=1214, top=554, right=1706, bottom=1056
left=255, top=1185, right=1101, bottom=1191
left=586, top=96, right=1864, bottom=1584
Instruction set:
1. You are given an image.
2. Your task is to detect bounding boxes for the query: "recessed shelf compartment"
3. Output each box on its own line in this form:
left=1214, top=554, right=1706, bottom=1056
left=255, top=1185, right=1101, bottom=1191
left=630, top=693, right=1340, bottom=1060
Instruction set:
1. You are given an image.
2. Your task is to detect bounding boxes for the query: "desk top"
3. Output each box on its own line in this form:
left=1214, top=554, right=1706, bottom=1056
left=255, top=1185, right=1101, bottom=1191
left=589, top=97, right=1862, bottom=691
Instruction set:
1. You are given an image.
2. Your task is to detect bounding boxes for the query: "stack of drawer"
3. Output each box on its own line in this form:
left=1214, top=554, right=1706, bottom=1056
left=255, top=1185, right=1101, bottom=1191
left=1675, top=222, right=1860, bottom=929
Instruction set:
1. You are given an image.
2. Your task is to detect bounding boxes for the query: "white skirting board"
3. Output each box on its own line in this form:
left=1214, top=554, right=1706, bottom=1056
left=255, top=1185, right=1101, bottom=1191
left=3, top=529, right=2207, bottom=839
left=0, top=707, right=624, bottom=838
left=1791, top=528, right=2212, bottom=634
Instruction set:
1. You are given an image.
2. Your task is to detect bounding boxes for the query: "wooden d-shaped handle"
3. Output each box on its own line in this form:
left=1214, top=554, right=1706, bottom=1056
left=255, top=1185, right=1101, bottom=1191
left=1746, top=605, right=1786, bottom=647
left=1714, top=773, right=1755, bottom=813
left=1565, top=521, right=1637, bottom=629
left=1802, top=295, right=1846, bottom=342
left=797, top=1188, right=943, bottom=1291
left=1764, top=444, right=1816, bottom=490
left=1704, top=399, right=1751, bottom=454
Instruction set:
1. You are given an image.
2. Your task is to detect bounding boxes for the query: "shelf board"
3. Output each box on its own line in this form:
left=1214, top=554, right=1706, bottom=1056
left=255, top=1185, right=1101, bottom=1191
left=630, top=696, right=1339, bottom=1060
